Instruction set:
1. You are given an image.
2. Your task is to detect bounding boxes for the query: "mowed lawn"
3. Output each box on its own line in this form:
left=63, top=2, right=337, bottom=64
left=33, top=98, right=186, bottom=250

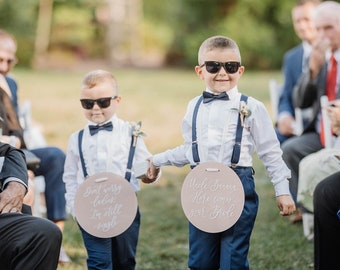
left=14, top=67, right=313, bottom=270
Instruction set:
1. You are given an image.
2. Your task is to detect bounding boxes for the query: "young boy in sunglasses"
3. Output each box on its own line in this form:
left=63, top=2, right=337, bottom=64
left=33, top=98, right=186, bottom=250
left=63, top=69, right=159, bottom=270
left=148, top=35, right=295, bottom=269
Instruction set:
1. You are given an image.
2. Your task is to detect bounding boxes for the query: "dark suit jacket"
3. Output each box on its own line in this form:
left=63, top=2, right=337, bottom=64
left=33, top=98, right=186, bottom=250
left=6, top=76, right=19, bottom=113
left=278, top=44, right=304, bottom=117
left=293, top=62, right=340, bottom=133
left=0, top=142, right=28, bottom=188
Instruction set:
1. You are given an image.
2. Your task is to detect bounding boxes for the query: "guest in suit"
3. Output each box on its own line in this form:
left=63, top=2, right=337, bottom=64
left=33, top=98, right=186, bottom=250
left=0, top=29, right=70, bottom=263
left=0, top=142, right=62, bottom=269
left=313, top=171, right=340, bottom=270
left=276, top=0, right=320, bottom=144
left=282, top=1, right=340, bottom=221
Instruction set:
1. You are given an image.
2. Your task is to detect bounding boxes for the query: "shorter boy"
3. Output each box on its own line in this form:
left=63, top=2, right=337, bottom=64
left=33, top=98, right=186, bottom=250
left=63, top=70, right=159, bottom=270
left=148, top=36, right=295, bottom=269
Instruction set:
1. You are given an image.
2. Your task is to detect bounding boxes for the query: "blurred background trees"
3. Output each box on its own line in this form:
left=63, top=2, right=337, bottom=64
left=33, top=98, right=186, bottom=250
left=1, top=0, right=337, bottom=70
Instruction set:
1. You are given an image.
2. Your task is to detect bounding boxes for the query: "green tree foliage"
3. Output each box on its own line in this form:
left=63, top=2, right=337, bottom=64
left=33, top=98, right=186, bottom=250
left=144, top=0, right=298, bottom=69
left=2, top=0, right=339, bottom=69
left=0, top=0, right=38, bottom=66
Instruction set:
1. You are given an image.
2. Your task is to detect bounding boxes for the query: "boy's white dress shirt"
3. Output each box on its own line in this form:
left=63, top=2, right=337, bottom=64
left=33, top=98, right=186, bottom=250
left=63, top=114, right=152, bottom=217
left=152, top=87, right=291, bottom=197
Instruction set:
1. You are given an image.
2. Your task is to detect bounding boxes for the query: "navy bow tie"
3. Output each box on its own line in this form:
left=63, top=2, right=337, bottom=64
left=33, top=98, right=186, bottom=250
left=89, top=122, right=113, bottom=136
left=202, top=91, right=229, bottom=103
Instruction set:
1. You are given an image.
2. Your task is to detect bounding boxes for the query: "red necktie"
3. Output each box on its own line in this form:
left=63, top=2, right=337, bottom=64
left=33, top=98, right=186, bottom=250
left=326, top=55, right=337, bottom=101
left=320, top=55, right=337, bottom=146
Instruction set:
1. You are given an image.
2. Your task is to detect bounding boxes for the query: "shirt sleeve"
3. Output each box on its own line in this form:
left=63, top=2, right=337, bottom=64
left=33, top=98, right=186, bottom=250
left=63, top=133, right=80, bottom=217
left=249, top=99, right=291, bottom=196
left=0, top=143, right=28, bottom=192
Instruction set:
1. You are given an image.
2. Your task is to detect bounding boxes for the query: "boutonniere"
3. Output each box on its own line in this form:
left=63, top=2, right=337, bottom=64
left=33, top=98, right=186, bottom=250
left=232, top=101, right=251, bottom=127
left=131, top=121, right=146, bottom=146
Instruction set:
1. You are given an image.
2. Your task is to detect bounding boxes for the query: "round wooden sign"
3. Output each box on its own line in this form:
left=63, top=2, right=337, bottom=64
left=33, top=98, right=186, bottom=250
left=74, top=172, right=138, bottom=238
left=181, top=162, right=245, bottom=233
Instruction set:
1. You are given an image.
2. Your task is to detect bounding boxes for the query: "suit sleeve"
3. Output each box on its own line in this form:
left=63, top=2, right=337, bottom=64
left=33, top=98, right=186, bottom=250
left=293, top=72, right=318, bottom=109
left=0, top=142, right=28, bottom=190
left=278, top=53, right=295, bottom=116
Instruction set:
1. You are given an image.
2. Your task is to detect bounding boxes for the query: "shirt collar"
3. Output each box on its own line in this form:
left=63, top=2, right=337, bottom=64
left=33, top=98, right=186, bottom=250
left=205, top=86, right=238, bottom=99
left=326, top=49, right=340, bottom=63
left=302, top=41, right=312, bottom=57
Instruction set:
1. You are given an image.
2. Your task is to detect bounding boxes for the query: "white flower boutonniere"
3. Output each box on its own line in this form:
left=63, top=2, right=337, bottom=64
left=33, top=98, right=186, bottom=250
left=232, top=101, right=251, bottom=127
left=131, top=121, right=146, bottom=146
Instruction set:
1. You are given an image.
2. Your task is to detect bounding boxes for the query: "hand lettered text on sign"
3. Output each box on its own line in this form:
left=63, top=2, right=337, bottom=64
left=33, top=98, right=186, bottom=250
left=74, top=172, right=138, bottom=238
left=181, top=162, right=245, bottom=233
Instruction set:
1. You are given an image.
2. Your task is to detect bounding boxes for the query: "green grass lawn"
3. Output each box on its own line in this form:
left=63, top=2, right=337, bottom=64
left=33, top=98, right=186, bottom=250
left=13, top=67, right=312, bottom=269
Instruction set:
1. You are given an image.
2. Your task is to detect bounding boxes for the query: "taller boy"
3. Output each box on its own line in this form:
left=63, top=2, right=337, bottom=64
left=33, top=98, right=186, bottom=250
left=149, top=36, right=295, bottom=270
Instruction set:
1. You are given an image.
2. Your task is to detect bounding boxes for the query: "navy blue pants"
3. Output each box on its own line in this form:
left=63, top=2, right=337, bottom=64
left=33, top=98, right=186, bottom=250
left=188, top=167, right=258, bottom=270
left=79, top=208, right=140, bottom=270
left=32, top=147, right=67, bottom=221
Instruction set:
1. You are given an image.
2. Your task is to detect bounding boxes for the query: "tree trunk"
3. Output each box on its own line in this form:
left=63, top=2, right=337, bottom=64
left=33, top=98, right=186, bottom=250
left=106, top=0, right=143, bottom=66
left=33, top=0, right=53, bottom=69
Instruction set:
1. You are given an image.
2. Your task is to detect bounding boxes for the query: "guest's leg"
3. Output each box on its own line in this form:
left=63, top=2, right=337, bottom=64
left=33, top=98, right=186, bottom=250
left=281, top=132, right=322, bottom=202
left=31, top=147, right=69, bottom=263
left=0, top=214, right=62, bottom=270
left=313, top=172, right=340, bottom=270
left=31, top=147, right=66, bottom=221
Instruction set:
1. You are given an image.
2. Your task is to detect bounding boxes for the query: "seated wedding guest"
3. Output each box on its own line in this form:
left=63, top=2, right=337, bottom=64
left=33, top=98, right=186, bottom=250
left=0, top=29, right=70, bottom=262
left=282, top=1, right=340, bottom=223
left=276, top=0, right=319, bottom=144
left=298, top=99, right=340, bottom=215
left=0, top=142, right=62, bottom=269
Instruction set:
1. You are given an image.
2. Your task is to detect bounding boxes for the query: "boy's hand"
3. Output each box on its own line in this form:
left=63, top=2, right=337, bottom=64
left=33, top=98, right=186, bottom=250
left=141, top=159, right=160, bottom=184
left=276, top=195, right=296, bottom=216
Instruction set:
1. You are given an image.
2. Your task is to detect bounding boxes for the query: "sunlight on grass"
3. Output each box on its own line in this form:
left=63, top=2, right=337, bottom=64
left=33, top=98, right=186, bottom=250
left=12, top=68, right=312, bottom=269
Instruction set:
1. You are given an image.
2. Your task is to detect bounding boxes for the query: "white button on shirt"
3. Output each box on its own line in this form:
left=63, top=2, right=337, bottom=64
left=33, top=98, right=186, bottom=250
left=153, top=87, right=291, bottom=197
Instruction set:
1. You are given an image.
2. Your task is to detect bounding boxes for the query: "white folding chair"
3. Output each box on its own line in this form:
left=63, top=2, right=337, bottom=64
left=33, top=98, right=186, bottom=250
left=269, top=79, right=281, bottom=122
left=18, top=101, right=47, bottom=217
left=320, top=95, right=334, bottom=149
left=301, top=95, right=336, bottom=241
left=268, top=79, right=307, bottom=136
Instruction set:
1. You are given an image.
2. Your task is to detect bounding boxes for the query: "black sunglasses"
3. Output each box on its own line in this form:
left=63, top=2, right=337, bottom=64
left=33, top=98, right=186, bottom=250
left=80, top=96, right=118, bottom=110
left=200, top=61, right=240, bottom=74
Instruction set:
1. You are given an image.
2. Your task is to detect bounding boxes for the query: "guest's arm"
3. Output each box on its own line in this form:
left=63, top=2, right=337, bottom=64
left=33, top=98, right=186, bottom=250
left=0, top=142, right=28, bottom=213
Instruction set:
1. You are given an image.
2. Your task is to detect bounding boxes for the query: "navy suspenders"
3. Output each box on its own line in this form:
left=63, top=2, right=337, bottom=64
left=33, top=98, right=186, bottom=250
left=192, top=95, right=204, bottom=164
left=77, top=128, right=137, bottom=181
left=230, top=95, right=248, bottom=167
left=191, top=94, right=248, bottom=167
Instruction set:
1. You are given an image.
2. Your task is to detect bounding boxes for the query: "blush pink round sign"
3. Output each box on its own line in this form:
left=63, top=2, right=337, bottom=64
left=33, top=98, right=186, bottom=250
left=181, top=162, right=245, bottom=233
left=74, top=172, right=138, bottom=238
